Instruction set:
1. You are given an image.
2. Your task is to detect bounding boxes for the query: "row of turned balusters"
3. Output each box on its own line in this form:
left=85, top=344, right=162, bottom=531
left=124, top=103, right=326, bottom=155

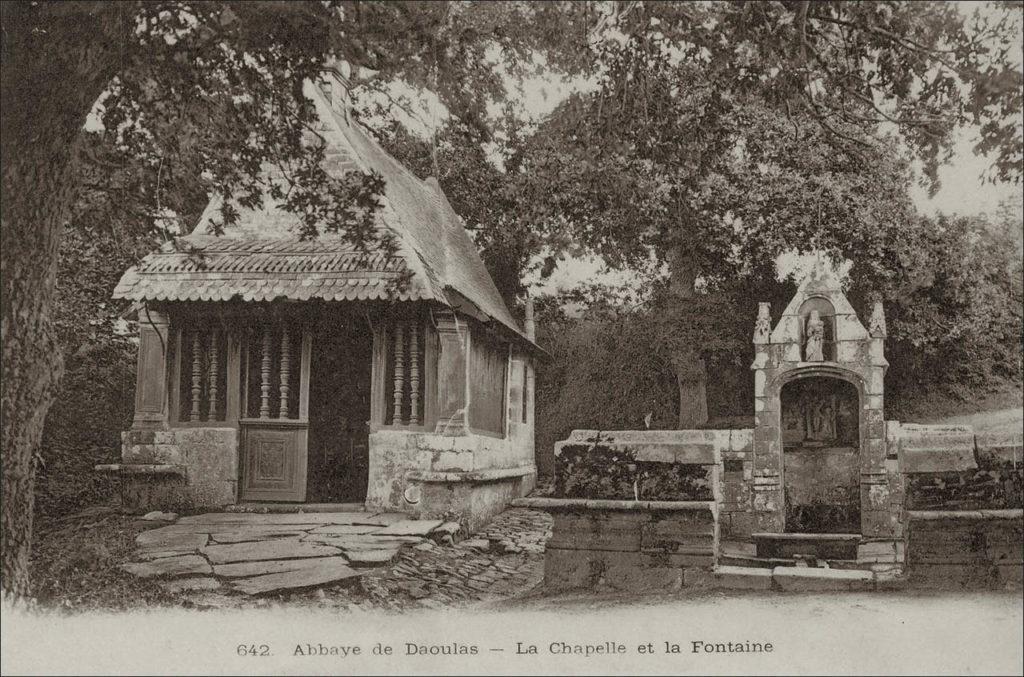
left=185, top=329, right=224, bottom=421
left=185, top=322, right=421, bottom=423
left=185, top=328, right=295, bottom=421
left=391, top=320, right=422, bottom=425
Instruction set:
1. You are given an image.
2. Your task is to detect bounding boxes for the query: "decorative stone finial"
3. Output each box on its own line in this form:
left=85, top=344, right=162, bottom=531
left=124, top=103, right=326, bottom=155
left=754, top=302, right=771, bottom=344
left=869, top=300, right=887, bottom=338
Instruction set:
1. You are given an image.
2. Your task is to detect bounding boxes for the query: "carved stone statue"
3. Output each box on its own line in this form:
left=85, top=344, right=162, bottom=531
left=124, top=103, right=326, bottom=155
left=804, top=397, right=836, bottom=443
left=754, top=302, right=771, bottom=344
left=804, top=310, right=825, bottom=361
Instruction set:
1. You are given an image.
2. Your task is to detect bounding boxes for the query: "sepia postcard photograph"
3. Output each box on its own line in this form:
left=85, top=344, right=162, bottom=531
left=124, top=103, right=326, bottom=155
left=1, top=1, right=1022, bottom=675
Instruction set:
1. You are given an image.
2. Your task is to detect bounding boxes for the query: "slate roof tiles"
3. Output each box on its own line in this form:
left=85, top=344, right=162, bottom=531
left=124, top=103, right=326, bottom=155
left=113, top=79, right=533, bottom=346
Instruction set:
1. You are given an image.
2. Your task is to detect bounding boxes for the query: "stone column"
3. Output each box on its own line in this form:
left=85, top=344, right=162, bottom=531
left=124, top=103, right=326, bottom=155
left=860, top=364, right=894, bottom=537
left=132, top=306, right=170, bottom=429
left=433, top=311, right=470, bottom=435
left=524, top=298, right=536, bottom=428
left=750, top=302, right=783, bottom=532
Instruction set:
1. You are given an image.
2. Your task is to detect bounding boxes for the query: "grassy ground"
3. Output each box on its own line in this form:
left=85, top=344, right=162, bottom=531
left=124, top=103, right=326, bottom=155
left=29, top=508, right=178, bottom=612
left=895, top=386, right=1023, bottom=426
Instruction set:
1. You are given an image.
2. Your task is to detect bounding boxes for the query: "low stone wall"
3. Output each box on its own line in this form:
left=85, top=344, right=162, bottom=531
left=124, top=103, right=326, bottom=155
left=367, top=429, right=536, bottom=532
left=906, top=510, right=1023, bottom=590
left=553, top=429, right=725, bottom=500
left=898, top=427, right=1023, bottom=511
left=516, top=498, right=716, bottom=592
left=112, top=427, right=239, bottom=510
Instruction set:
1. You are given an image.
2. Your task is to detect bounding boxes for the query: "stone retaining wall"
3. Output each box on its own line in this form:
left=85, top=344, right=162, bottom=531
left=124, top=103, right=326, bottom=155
left=898, top=427, right=1022, bottom=511
left=117, top=428, right=238, bottom=509
left=906, top=510, right=1023, bottom=590
left=367, top=430, right=536, bottom=532
left=517, top=498, right=716, bottom=592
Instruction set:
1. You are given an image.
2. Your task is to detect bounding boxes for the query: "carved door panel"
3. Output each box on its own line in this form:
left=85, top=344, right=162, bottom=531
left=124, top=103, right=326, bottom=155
left=240, top=426, right=308, bottom=501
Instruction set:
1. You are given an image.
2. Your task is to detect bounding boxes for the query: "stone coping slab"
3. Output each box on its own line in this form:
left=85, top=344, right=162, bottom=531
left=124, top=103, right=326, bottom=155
left=512, top=497, right=714, bottom=512
left=406, top=466, right=536, bottom=483
left=94, top=463, right=185, bottom=476
left=907, top=509, right=1024, bottom=521
left=751, top=533, right=861, bottom=541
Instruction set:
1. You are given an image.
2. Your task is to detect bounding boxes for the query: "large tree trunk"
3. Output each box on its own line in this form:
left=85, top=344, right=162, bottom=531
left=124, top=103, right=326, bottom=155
left=673, top=350, right=708, bottom=429
left=667, top=246, right=709, bottom=429
left=1, top=2, right=122, bottom=597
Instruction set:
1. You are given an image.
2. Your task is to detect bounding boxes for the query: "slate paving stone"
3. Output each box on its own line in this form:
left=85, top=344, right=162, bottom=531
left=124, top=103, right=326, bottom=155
left=202, top=539, right=342, bottom=565
left=121, top=555, right=212, bottom=578
left=158, top=576, right=222, bottom=593
left=178, top=512, right=358, bottom=526
left=346, top=549, right=400, bottom=566
left=374, top=519, right=444, bottom=536
left=136, top=531, right=209, bottom=552
left=231, top=560, right=363, bottom=595
left=309, top=535, right=422, bottom=551
left=365, top=512, right=411, bottom=525
left=308, top=524, right=383, bottom=536
left=210, top=530, right=306, bottom=544
left=137, top=549, right=201, bottom=561
left=214, top=556, right=352, bottom=578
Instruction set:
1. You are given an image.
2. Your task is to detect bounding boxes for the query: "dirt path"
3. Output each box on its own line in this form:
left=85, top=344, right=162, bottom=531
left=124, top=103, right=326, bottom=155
left=920, top=406, right=1023, bottom=435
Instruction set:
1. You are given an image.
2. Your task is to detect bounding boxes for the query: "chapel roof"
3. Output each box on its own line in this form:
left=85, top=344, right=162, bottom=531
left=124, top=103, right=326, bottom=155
left=113, top=77, right=536, bottom=350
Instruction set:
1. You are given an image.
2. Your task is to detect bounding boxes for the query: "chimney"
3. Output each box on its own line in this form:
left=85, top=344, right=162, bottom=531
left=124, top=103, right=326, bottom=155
left=524, top=297, right=536, bottom=342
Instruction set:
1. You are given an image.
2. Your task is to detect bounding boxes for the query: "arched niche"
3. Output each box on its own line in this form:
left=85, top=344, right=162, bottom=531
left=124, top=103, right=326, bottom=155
left=797, top=296, right=836, bottom=361
left=780, top=375, right=860, bottom=534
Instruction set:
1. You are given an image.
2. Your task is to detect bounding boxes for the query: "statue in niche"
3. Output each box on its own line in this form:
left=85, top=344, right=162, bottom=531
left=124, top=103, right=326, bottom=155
left=804, top=310, right=825, bottom=361
left=754, top=302, right=771, bottom=343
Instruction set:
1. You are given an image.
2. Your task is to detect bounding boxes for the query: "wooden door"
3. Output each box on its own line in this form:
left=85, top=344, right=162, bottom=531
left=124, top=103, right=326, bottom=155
left=238, top=323, right=312, bottom=502
left=240, top=424, right=308, bottom=501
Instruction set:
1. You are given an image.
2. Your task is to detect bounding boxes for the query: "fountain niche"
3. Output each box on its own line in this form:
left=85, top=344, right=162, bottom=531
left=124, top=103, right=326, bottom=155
left=781, top=377, right=860, bottom=533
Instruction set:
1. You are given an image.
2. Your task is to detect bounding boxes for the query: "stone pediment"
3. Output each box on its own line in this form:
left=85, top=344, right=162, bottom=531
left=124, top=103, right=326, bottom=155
left=769, top=258, right=869, bottom=347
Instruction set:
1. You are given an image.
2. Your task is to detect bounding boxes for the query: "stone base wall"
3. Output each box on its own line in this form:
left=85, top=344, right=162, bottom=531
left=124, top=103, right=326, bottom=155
left=119, top=428, right=238, bottom=509
left=906, top=510, right=1023, bottom=590
left=366, top=429, right=536, bottom=531
left=534, top=501, right=716, bottom=592
left=419, top=473, right=536, bottom=534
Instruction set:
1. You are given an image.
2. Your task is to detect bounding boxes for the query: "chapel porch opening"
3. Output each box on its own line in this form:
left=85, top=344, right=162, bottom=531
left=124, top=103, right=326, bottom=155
left=306, top=313, right=372, bottom=503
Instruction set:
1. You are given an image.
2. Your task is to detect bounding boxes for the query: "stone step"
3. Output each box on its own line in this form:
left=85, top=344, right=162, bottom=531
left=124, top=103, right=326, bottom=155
left=709, top=565, right=774, bottom=590
left=772, top=566, right=875, bottom=592
left=704, top=565, right=884, bottom=592
left=752, top=532, right=861, bottom=560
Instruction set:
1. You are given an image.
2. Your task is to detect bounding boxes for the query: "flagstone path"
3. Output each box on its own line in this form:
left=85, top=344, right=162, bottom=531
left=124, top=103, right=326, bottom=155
left=122, top=511, right=458, bottom=596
